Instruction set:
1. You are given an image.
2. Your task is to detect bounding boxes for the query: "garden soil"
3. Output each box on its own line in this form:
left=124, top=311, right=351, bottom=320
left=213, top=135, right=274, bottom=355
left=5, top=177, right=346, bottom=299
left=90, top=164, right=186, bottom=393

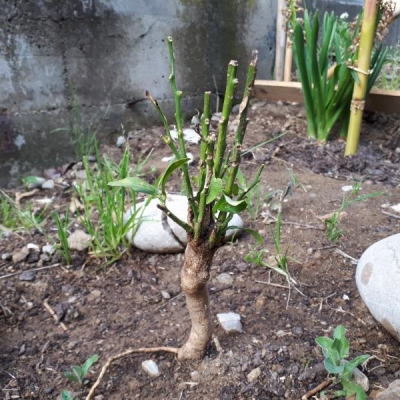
left=1, top=100, right=400, bottom=400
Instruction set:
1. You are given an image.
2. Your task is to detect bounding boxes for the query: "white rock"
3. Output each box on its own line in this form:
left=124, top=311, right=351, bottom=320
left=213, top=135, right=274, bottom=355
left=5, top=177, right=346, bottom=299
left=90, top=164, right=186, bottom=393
left=41, top=179, right=55, bottom=190
left=390, top=203, right=400, bottom=213
left=247, top=367, right=261, bottom=382
left=141, top=360, right=160, bottom=377
left=124, top=194, right=244, bottom=253
left=67, top=230, right=91, bottom=251
left=42, top=244, right=56, bottom=255
left=161, top=290, right=171, bottom=299
left=342, top=185, right=355, bottom=192
left=27, top=243, right=40, bottom=251
left=213, top=273, right=234, bottom=285
left=377, top=379, right=400, bottom=400
left=217, top=312, right=243, bottom=333
left=116, top=136, right=126, bottom=148
left=356, top=233, right=400, bottom=341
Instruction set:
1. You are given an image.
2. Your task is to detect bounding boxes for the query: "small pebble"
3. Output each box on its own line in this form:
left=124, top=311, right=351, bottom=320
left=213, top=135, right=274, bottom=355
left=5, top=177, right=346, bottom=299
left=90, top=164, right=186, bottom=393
left=19, top=270, right=36, bottom=282
left=214, top=273, right=234, bottom=285
left=247, top=367, right=261, bottom=382
left=12, top=247, right=30, bottom=263
left=142, top=360, right=160, bottom=377
left=42, top=244, right=55, bottom=255
left=161, top=291, right=171, bottom=299
left=1, top=253, right=11, bottom=261
left=217, top=312, right=243, bottom=333
left=67, top=230, right=91, bottom=251
left=41, top=179, right=55, bottom=190
left=116, top=136, right=126, bottom=148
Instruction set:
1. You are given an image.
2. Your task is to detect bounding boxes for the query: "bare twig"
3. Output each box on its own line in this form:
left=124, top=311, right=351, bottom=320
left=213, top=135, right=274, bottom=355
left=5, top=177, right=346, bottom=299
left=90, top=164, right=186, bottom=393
left=43, top=299, right=68, bottom=331
left=0, top=263, right=61, bottom=280
left=301, top=377, right=333, bottom=399
left=213, top=335, right=224, bottom=355
left=334, top=249, right=358, bottom=264
left=381, top=210, right=400, bottom=219
left=85, top=346, right=179, bottom=400
left=282, top=221, right=324, bottom=230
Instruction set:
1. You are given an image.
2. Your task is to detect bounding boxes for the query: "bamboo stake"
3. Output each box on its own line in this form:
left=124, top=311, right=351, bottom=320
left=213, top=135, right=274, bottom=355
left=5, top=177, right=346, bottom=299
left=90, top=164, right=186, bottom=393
left=275, top=0, right=286, bottom=81
left=345, top=0, right=379, bottom=155
left=283, top=43, right=292, bottom=81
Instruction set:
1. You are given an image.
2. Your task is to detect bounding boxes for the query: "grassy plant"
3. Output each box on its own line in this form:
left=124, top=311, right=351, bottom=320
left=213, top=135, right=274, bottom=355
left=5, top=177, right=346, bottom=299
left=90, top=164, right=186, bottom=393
left=52, top=210, right=72, bottom=265
left=53, top=93, right=107, bottom=159
left=324, top=189, right=384, bottom=243
left=375, top=43, right=400, bottom=90
left=0, top=191, right=46, bottom=233
left=316, top=325, right=369, bottom=400
left=74, top=145, right=144, bottom=265
left=236, top=169, right=269, bottom=220
left=288, top=2, right=387, bottom=141
left=62, top=354, right=99, bottom=400
left=110, top=38, right=260, bottom=362
left=245, top=212, right=296, bottom=285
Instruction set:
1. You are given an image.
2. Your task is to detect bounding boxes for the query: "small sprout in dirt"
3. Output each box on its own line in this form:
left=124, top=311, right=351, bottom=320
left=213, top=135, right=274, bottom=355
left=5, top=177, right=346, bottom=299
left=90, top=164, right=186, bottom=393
left=245, top=212, right=297, bottom=286
left=52, top=210, right=72, bottom=265
left=62, top=354, right=99, bottom=399
left=288, top=169, right=307, bottom=192
left=324, top=190, right=385, bottom=243
left=316, top=325, right=369, bottom=400
left=0, top=190, right=47, bottom=234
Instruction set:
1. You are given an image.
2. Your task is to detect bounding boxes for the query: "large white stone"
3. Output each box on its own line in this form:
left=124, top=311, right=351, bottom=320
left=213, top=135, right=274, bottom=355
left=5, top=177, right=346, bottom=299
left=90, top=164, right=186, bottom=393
left=356, top=233, right=400, bottom=341
left=124, top=194, right=244, bottom=253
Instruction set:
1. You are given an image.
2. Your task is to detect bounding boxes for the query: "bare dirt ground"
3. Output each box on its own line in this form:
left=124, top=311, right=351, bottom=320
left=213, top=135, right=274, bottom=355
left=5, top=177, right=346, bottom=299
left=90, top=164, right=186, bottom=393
left=1, top=101, right=400, bottom=400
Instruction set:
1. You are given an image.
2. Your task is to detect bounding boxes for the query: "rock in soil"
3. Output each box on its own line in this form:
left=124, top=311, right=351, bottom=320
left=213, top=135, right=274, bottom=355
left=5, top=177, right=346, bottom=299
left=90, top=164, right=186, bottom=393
left=376, top=379, right=400, bottom=399
left=19, top=270, right=36, bottom=282
left=247, top=367, right=262, bottom=382
left=12, top=247, right=30, bottom=263
left=141, top=360, right=160, bottom=377
left=124, top=194, right=243, bottom=253
left=217, top=312, right=243, bottom=333
left=67, top=230, right=91, bottom=251
left=356, top=233, right=400, bottom=342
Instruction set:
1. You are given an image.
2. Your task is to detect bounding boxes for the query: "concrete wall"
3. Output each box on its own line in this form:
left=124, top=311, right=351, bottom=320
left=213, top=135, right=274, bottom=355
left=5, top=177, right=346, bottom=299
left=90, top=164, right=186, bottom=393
left=0, top=0, right=399, bottom=186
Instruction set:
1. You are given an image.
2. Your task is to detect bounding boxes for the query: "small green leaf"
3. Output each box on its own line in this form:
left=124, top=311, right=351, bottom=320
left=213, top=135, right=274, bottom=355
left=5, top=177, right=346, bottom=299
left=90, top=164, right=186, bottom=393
left=206, top=178, right=223, bottom=204
left=160, top=158, right=190, bottom=196
left=61, top=390, right=74, bottom=400
left=64, top=371, right=80, bottom=384
left=213, top=196, right=247, bottom=214
left=109, top=177, right=159, bottom=196
left=81, top=354, right=99, bottom=377
left=227, top=227, right=263, bottom=244
left=324, top=358, right=344, bottom=374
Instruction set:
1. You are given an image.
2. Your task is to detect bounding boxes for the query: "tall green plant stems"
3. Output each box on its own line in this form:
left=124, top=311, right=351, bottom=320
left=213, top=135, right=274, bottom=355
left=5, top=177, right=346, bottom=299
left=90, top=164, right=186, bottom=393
left=112, top=38, right=260, bottom=361
left=288, top=0, right=390, bottom=144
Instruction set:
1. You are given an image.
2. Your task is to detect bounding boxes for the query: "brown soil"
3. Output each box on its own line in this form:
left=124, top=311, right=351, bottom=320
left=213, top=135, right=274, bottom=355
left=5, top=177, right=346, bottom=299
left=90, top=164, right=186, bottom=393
left=1, top=101, right=400, bottom=400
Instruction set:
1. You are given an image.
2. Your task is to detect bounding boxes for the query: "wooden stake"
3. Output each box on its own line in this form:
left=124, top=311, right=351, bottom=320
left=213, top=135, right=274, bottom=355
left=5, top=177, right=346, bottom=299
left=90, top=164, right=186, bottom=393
left=275, top=0, right=287, bottom=81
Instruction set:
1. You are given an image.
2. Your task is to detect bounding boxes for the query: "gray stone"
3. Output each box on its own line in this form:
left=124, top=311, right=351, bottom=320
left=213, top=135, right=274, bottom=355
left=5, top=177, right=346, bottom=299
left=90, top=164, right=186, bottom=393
left=1, top=253, right=11, bottom=261
left=41, top=179, right=55, bottom=190
left=213, top=273, right=234, bottom=285
left=161, top=290, right=171, bottom=299
left=376, top=379, right=400, bottom=400
left=351, top=366, right=369, bottom=392
left=141, top=360, right=160, bottom=377
left=356, top=233, right=400, bottom=341
left=124, top=194, right=244, bottom=253
left=67, top=230, right=91, bottom=252
left=247, top=367, right=261, bottom=382
left=12, top=247, right=30, bottom=263
left=19, top=270, right=36, bottom=281
left=217, top=312, right=243, bottom=333
left=116, top=136, right=126, bottom=148
left=42, top=244, right=56, bottom=255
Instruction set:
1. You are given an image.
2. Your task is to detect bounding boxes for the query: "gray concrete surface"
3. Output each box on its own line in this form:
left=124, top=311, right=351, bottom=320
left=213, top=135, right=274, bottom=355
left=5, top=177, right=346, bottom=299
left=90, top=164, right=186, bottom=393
left=0, top=0, right=399, bottom=186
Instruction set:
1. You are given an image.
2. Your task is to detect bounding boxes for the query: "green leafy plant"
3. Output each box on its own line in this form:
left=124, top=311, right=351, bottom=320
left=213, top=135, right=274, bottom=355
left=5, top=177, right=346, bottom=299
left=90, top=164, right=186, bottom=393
left=324, top=189, right=384, bottom=243
left=74, top=145, right=145, bottom=265
left=316, top=325, right=369, bottom=400
left=288, top=3, right=387, bottom=141
left=52, top=210, right=72, bottom=265
left=245, top=212, right=296, bottom=285
left=53, top=92, right=107, bottom=159
left=62, top=354, right=99, bottom=400
left=0, top=191, right=47, bottom=234
left=109, top=37, right=260, bottom=362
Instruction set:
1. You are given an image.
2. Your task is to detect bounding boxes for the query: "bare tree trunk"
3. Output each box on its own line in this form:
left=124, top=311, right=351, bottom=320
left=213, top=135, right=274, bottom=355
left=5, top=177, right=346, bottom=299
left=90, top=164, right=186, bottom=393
left=177, top=240, right=216, bottom=361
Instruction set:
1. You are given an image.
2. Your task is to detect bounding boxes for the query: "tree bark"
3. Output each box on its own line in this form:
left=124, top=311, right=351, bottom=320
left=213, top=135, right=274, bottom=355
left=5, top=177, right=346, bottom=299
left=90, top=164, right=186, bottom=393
left=177, top=240, right=216, bottom=361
